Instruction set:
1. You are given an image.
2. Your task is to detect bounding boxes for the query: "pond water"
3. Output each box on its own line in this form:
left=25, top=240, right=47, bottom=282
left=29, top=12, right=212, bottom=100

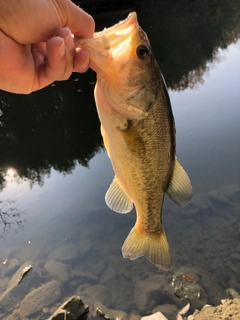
left=0, top=1, right=240, bottom=319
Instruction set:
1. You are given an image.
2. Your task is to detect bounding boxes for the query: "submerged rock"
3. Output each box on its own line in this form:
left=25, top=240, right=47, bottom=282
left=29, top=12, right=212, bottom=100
left=44, top=260, right=73, bottom=283
left=79, top=284, right=111, bottom=307
left=94, top=301, right=128, bottom=320
left=229, top=252, right=240, bottom=263
left=215, top=184, right=240, bottom=202
left=152, top=304, right=179, bottom=320
left=0, top=259, right=20, bottom=279
left=226, top=288, right=240, bottom=299
left=207, top=189, right=232, bottom=214
left=134, top=275, right=169, bottom=314
left=18, top=264, right=32, bottom=284
left=0, top=261, right=43, bottom=313
left=141, top=311, right=168, bottom=320
left=49, top=295, right=89, bottom=320
left=172, top=270, right=201, bottom=301
left=103, top=273, right=134, bottom=311
left=72, top=270, right=98, bottom=286
left=47, top=241, right=92, bottom=263
left=19, top=280, right=62, bottom=317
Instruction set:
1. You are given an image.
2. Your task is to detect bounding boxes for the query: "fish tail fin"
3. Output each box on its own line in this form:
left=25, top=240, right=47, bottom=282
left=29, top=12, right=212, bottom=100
left=122, top=224, right=172, bottom=270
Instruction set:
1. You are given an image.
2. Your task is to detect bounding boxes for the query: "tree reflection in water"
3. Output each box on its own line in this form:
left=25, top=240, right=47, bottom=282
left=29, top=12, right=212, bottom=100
left=0, top=70, right=103, bottom=190
left=0, top=200, right=26, bottom=241
left=0, top=0, right=240, bottom=189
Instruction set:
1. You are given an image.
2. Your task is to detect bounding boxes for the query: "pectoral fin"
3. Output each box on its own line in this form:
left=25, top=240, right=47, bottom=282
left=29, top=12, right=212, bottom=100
left=167, top=157, right=193, bottom=207
left=105, top=176, right=133, bottom=213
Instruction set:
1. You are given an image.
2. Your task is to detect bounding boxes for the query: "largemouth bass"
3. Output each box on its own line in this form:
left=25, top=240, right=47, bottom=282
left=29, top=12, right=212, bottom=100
left=75, top=12, right=192, bottom=270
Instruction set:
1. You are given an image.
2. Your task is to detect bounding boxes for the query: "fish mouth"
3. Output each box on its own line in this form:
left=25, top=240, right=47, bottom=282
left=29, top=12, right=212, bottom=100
left=74, top=12, right=139, bottom=69
left=93, top=12, right=138, bottom=49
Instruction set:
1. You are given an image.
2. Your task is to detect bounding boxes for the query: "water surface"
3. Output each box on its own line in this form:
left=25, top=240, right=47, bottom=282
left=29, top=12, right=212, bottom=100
left=0, top=1, right=240, bottom=319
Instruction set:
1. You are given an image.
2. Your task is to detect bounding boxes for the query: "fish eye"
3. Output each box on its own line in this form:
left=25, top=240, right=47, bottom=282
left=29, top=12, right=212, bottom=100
left=136, top=45, right=150, bottom=59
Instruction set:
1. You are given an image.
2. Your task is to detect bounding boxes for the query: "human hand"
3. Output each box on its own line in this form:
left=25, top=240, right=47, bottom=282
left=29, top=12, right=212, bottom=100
left=0, top=0, right=94, bottom=94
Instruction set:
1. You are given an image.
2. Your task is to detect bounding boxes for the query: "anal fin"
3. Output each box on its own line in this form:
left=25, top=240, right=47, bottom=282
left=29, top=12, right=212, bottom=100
left=105, top=176, right=133, bottom=213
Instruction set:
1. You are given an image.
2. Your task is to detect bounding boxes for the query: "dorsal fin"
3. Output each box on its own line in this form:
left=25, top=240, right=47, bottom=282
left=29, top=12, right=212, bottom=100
left=166, top=157, right=193, bottom=207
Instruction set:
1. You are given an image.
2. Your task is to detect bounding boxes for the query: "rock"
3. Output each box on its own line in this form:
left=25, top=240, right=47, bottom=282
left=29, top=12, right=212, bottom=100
left=216, top=184, right=240, bottom=202
left=19, top=280, right=62, bottom=317
left=141, top=311, right=168, bottom=320
left=0, top=276, right=9, bottom=295
left=48, top=241, right=92, bottom=263
left=0, top=261, right=44, bottom=313
left=103, top=273, right=134, bottom=311
left=207, top=189, right=232, bottom=214
left=172, top=271, right=201, bottom=301
left=129, top=314, right=141, bottom=320
left=226, top=288, right=240, bottom=299
left=175, top=303, right=190, bottom=320
left=213, top=263, right=229, bottom=289
left=18, top=264, right=32, bottom=284
left=91, top=261, right=106, bottom=277
left=94, top=301, right=128, bottom=320
left=4, top=314, right=18, bottom=320
left=223, top=261, right=240, bottom=279
left=228, top=280, right=240, bottom=295
left=171, top=267, right=206, bottom=304
left=152, top=304, right=179, bottom=319
left=47, top=244, right=80, bottom=262
left=180, top=206, right=199, bottom=216
left=0, top=259, right=20, bottom=278
left=189, top=298, right=240, bottom=320
left=229, top=252, right=240, bottom=263
left=72, top=270, right=98, bottom=285
left=44, top=260, right=72, bottom=283
left=99, top=267, right=117, bottom=284
left=43, top=307, right=50, bottom=314
left=49, top=295, right=89, bottom=320
left=134, top=275, right=169, bottom=314
left=79, top=285, right=111, bottom=307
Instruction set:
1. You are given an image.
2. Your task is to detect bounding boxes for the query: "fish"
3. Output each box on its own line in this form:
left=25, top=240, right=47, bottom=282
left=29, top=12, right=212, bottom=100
left=74, top=12, right=192, bottom=270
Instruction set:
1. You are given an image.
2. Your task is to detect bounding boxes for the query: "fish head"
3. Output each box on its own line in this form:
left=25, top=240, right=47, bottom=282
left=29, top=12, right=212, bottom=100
left=75, top=12, right=159, bottom=119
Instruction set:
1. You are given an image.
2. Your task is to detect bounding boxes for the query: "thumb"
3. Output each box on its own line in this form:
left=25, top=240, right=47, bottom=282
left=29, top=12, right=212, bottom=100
left=56, top=0, right=95, bottom=38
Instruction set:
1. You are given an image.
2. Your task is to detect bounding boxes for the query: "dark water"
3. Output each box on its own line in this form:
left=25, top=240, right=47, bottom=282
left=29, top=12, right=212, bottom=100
left=0, top=1, right=240, bottom=319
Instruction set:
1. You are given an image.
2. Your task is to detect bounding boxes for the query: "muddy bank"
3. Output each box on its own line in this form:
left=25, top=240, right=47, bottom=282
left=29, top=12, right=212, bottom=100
left=188, top=298, right=240, bottom=320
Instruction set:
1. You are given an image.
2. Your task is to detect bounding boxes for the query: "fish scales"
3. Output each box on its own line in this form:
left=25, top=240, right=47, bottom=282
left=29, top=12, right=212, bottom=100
left=99, top=78, right=174, bottom=235
left=75, top=12, right=192, bottom=270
